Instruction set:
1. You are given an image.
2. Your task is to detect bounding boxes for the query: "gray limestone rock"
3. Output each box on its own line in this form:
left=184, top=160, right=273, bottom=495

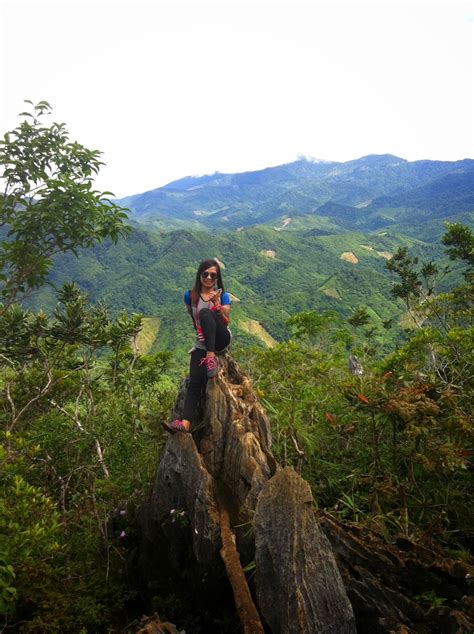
left=149, top=433, right=221, bottom=564
left=254, top=468, right=357, bottom=634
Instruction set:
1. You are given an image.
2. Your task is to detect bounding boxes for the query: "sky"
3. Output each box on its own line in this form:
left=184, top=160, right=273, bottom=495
left=1, top=0, right=473, bottom=197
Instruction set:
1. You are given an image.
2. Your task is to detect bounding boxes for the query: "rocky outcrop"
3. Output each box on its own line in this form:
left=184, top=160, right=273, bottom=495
left=192, top=355, right=277, bottom=522
left=254, top=469, right=356, bottom=633
left=135, top=353, right=473, bottom=633
left=143, top=354, right=278, bottom=565
left=318, top=513, right=474, bottom=633
left=148, top=432, right=221, bottom=565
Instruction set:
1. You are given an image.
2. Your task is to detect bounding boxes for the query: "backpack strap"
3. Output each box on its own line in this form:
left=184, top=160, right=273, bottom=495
left=190, top=289, right=215, bottom=339
left=192, top=289, right=208, bottom=330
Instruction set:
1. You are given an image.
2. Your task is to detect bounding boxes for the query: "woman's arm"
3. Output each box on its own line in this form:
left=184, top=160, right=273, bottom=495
left=184, top=291, right=197, bottom=328
left=220, top=305, right=230, bottom=323
left=211, top=302, right=230, bottom=324
left=209, top=290, right=231, bottom=324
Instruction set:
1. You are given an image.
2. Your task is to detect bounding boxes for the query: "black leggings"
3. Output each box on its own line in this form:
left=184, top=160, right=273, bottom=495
left=182, top=308, right=231, bottom=424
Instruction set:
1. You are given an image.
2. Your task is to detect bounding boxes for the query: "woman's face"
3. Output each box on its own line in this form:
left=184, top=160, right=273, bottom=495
left=200, top=265, right=218, bottom=290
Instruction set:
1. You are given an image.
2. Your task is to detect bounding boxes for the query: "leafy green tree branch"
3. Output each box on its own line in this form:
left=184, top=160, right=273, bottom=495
left=0, top=100, right=130, bottom=313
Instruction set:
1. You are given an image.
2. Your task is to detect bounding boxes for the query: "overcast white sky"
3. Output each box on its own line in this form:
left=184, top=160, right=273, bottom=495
left=1, top=0, right=473, bottom=197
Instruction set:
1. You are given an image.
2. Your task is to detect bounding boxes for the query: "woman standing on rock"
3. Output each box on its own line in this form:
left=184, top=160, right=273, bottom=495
left=163, top=259, right=232, bottom=433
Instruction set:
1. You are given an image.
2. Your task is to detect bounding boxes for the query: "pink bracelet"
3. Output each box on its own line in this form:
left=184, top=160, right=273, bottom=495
left=211, top=304, right=221, bottom=312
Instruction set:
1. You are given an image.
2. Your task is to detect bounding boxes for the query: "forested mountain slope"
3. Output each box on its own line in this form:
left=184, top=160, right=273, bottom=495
left=26, top=154, right=473, bottom=360
left=30, top=224, right=455, bottom=360
left=118, top=155, right=474, bottom=232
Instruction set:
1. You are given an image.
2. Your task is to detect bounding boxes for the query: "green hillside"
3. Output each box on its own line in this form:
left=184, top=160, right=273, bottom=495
left=19, top=147, right=473, bottom=363
left=25, top=153, right=474, bottom=365
left=28, top=223, right=454, bottom=363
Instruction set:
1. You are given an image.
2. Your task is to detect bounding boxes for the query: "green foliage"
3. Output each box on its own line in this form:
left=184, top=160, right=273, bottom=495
left=415, top=591, right=447, bottom=613
left=0, top=101, right=130, bottom=312
left=442, top=222, right=474, bottom=262
left=386, top=247, right=444, bottom=306
left=237, top=224, right=473, bottom=548
left=0, top=104, right=180, bottom=630
left=0, top=285, right=176, bottom=629
left=27, top=224, right=447, bottom=360
left=348, top=305, right=371, bottom=328
left=442, top=222, right=474, bottom=283
left=286, top=309, right=351, bottom=351
left=385, top=222, right=473, bottom=394
left=0, top=434, right=64, bottom=619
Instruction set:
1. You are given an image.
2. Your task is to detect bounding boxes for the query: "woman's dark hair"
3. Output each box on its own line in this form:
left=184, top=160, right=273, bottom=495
left=192, top=259, right=225, bottom=299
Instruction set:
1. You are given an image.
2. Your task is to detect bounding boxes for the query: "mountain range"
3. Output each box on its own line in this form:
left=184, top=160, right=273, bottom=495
left=29, top=154, right=473, bottom=360
left=118, top=154, right=474, bottom=235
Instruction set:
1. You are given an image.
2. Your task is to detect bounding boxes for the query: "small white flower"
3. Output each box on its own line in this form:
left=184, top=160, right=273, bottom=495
left=119, top=510, right=126, bottom=516
left=170, top=509, right=176, bottom=514
left=180, top=511, right=186, bottom=516
left=195, top=528, right=199, bottom=534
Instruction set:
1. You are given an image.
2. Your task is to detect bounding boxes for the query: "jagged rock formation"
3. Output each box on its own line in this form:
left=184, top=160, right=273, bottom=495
left=140, top=355, right=277, bottom=568
left=318, top=513, right=474, bottom=633
left=135, top=354, right=473, bottom=633
left=254, top=469, right=356, bottom=633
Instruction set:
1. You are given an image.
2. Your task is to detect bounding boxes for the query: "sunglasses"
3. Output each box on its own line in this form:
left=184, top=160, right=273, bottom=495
left=201, top=271, right=218, bottom=280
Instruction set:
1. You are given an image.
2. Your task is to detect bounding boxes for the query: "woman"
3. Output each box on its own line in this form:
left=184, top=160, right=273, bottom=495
left=163, top=259, right=232, bottom=433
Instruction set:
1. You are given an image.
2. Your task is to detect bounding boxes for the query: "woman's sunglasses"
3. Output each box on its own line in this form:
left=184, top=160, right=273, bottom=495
left=201, top=271, right=218, bottom=280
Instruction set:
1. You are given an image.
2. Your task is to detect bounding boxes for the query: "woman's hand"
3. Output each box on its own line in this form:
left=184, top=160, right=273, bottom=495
left=209, top=289, right=222, bottom=305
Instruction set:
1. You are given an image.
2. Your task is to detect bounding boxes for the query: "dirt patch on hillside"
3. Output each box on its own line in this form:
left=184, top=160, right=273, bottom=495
left=340, top=251, right=359, bottom=264
left=273, top=217, right=292, bottom=231
left=229, top=293, right=240, bottom=302
left=323, top=288, right=341, bottom=300
left=377, top=251, right=393, bottom=260
left=260, top=250, right=276, bottom=259
left=214, top=257, right=226, bottom=269
left=240, top=319, right=277, bottom=348
left=360, top=245, right=392, bottom=260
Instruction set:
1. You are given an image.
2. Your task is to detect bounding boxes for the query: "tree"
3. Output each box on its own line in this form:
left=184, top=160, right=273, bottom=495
left=441, top=222, right=474, bottom=282
left=385, top=224, right=473, bottom=388
left=385, top=247, right=446, bottom=328
left=0, top=100, right=130, bottom=313
left=0, top=103, right=177, bottom=628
